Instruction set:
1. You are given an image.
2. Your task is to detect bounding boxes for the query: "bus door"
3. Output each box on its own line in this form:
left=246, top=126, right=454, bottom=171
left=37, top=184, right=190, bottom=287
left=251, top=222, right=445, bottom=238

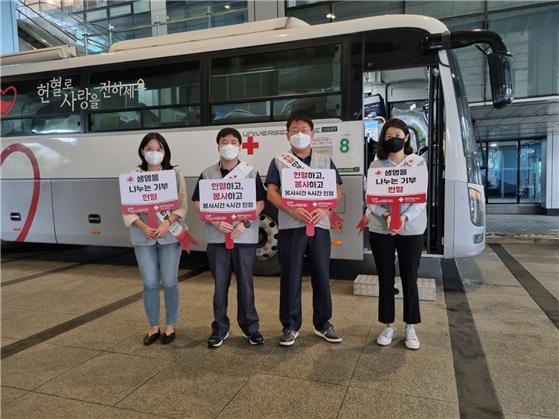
left=362, top=65, right=444, bottom=254
left=426, top=67, right=444, bottom=254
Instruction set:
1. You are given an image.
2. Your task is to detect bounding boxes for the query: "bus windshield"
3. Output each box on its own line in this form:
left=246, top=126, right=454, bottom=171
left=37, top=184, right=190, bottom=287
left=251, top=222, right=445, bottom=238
left=447, top=50, right=482, bottom=185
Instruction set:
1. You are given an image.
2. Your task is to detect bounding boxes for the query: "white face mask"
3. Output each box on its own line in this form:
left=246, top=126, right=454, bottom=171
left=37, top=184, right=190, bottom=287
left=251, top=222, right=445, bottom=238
left=144, top=151, right=164, bottom=166
left=289, top=132, right=311, bottom=149
left=219, top=144, right=240, bottom=161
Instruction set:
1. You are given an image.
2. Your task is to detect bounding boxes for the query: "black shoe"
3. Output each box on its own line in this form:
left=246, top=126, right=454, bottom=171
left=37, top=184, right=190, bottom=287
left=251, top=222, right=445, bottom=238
left=143, top=330, right=161, bottom=346
left=245, top=331, right=264, bottom=346
left=207, top=332, right=229, bottom=348
left=161, top=331, right=176, bottom=345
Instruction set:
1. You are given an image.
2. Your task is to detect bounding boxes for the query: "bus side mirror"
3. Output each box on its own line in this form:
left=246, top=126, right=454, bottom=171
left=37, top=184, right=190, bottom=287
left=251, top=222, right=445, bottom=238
left=488, top=53, right=513, bottom=109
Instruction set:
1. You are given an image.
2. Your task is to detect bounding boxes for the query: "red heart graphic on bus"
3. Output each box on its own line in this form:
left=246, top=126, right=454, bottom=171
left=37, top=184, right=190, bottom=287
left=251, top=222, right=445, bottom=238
left=1, top=86, right=17, bottom=118
left=0, top=144, right=41, bottom=242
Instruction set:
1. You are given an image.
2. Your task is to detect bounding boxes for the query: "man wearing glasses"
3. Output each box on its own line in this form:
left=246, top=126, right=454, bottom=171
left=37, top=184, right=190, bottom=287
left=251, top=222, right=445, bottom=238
left=265, top=115, right=343, bottom=346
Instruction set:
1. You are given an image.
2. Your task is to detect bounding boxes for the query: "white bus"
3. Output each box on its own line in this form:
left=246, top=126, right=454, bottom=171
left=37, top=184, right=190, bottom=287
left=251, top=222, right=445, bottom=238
left=1, top=15, right=512, bottom=274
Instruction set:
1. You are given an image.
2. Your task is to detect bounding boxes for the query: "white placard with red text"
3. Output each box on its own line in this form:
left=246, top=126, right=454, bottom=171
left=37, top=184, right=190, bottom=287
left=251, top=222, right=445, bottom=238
left=198, top=178, right=256, bottom=222
left=366, top=165, right=428, bottom=204
left=281, top=168, right=338, bottom=209
left=119, top=170, right=178, bottom=214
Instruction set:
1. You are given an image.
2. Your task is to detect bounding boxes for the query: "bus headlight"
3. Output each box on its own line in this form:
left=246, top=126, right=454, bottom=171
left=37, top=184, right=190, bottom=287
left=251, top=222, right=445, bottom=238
left=468, top=187, right=484, bottom=227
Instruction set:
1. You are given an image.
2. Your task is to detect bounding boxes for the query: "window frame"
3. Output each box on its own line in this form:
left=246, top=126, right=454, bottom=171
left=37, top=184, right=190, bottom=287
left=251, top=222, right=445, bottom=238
left=1, top=70, right=85, bottom=136
left=207, top=42, right=344, bottom=125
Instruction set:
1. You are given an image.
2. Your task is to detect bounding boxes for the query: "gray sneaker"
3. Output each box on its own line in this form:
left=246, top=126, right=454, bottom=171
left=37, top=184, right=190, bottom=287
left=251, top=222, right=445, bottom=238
left=279, top=329, right=299, bottom=346
left=314, top=325, right=343, bottom=343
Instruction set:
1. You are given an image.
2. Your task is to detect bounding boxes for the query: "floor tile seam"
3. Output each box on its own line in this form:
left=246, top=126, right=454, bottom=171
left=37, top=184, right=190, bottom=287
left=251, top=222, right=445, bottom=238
left=0, top=383, right=31, bottom=392
left=25, top=387, right=123, bottom=410
left=42, top=339, right=154, bottom=357
left=336, top=319, right=376, bottom=419
left=109, top=404, right=175, bottom=419
left=255, top=371, right=349, bottom=389
left=0, top=389, right=30, bottom=407
left=1, top=250, right=133, bottom=288
left=0, top=307, right=96, bottom=317
left=26, top=349, right=105, bottom=393
left=0, top=248, right=75, bottom=264
left=213, top=376, right=253, bottom=419
left=100, top=347, right=177, bottom=362
left=0, top=262, right=83, bottom=286
left=346, top=383, right=461, bottom=405
left=502, top=409, right=558, bottom=419
left=1, top=265, right=209, bottom=359
left=111, top=359, right=174, bottom=409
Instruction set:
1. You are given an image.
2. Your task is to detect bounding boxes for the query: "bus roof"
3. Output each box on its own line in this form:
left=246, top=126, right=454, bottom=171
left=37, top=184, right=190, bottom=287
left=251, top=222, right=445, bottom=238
left=1, top=14, right=447, bottom=77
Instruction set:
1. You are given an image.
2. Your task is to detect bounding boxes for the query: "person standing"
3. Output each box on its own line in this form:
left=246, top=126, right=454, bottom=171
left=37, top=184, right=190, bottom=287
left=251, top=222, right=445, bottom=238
left=123, top=132, right=187, bottom=346
left=266, top=115, right=343, bottom=346
left=368, top=118, right=427, bottom=350
left=192, top=127, right=265, bottom=348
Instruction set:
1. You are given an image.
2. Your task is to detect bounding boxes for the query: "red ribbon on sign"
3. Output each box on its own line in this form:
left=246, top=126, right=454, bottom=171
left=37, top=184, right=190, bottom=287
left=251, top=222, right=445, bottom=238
left=329, top=211, right=345, bottom=231
left=176, top=230, right=198, bottom=253
left=356, top=213, right=368, bottom=233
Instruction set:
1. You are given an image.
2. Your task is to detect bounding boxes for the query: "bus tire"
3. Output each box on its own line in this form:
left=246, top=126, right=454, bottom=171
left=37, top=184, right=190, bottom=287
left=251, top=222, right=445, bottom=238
left=254, top=203, right=280, bottom=276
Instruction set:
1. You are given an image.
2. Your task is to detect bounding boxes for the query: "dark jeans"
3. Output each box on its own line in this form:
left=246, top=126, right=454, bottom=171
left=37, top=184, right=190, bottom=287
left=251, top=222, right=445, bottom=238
left=278, top=227, right=333, bottom=331
left=369, top=232, right=423, bottom=324
left=207, top=243, right=260, bottom=336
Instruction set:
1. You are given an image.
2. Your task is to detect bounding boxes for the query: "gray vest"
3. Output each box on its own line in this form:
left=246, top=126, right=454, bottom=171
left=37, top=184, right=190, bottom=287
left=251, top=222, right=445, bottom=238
left=201, top=162, right=260, bottom=244
left=274, top=152, right=332, bottom=231
left=367, top=154, right=427, bottom=236
left=129, top=168, right=185, bottom=246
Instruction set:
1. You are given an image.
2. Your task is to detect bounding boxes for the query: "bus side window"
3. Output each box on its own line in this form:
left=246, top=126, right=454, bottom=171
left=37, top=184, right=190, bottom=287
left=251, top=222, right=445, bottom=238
left=210, top=44, right=342, bottom=124
left=88, top=60, right=201, bottom=132
left=1, top=75, right=81, bottom=136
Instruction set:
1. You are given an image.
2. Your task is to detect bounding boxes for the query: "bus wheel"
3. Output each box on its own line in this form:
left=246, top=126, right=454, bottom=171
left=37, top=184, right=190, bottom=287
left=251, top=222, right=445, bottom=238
left=254, top=205, right=280, bottom=276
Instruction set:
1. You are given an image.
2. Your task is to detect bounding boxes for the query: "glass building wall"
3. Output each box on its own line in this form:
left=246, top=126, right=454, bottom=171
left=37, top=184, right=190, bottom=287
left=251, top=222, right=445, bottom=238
left=21, top=0, right=249, bottom=50
left=286, top=1, right=556, bottom=208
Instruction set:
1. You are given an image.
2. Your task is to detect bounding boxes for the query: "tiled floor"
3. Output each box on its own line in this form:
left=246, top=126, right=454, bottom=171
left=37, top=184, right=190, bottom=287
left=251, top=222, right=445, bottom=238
left=487, top=214, right=559, bottom=235
left=1, top=243, right=558, bottom=418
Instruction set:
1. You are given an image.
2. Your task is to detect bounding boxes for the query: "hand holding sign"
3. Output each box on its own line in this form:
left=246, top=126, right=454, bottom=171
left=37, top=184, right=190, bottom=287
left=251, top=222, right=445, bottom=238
left=199, top=178, right=256, bottom=249
left=366, top=160, right=427, bottom=232
left=281, top=168, right=338, bottom=237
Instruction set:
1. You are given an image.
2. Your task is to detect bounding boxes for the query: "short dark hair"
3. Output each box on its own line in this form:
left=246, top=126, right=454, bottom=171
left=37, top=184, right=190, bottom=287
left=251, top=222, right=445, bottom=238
left=286, top=115, right=314, bottom=131
left=376, top=118, right=414, bottom=160
left=138, top=132, right=175, bottom=170
left=216, top=127, right=242, bottom=144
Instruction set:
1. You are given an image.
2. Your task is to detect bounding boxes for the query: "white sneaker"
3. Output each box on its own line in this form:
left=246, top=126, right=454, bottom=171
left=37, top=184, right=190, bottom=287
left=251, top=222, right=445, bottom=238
left=405, top=325, right=420, bottom=350
left=376, top=326, right=398, bottom=346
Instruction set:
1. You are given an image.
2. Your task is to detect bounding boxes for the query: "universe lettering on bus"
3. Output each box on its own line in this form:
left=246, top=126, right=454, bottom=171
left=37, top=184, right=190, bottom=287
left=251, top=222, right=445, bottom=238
left=36, top=77, right=145, bottom=111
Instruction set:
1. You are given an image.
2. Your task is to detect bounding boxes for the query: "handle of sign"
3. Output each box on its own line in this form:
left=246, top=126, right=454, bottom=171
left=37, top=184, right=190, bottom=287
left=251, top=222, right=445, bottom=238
left=390, top=201, right=401, bottom=231
left=225, top=233, right=234, bottom=249
left=306, top=222, right=315, bottom=237
left=148, top=207, right=158, bottom=228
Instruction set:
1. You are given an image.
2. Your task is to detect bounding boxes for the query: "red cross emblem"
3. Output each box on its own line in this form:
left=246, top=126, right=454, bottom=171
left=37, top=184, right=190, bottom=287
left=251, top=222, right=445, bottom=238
left=242, top=136, right=259, bottom=155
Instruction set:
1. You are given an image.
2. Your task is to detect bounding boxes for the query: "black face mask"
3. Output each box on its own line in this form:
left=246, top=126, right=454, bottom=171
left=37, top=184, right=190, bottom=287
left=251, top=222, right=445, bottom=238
left=384, top=138, right=405, bottom=153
